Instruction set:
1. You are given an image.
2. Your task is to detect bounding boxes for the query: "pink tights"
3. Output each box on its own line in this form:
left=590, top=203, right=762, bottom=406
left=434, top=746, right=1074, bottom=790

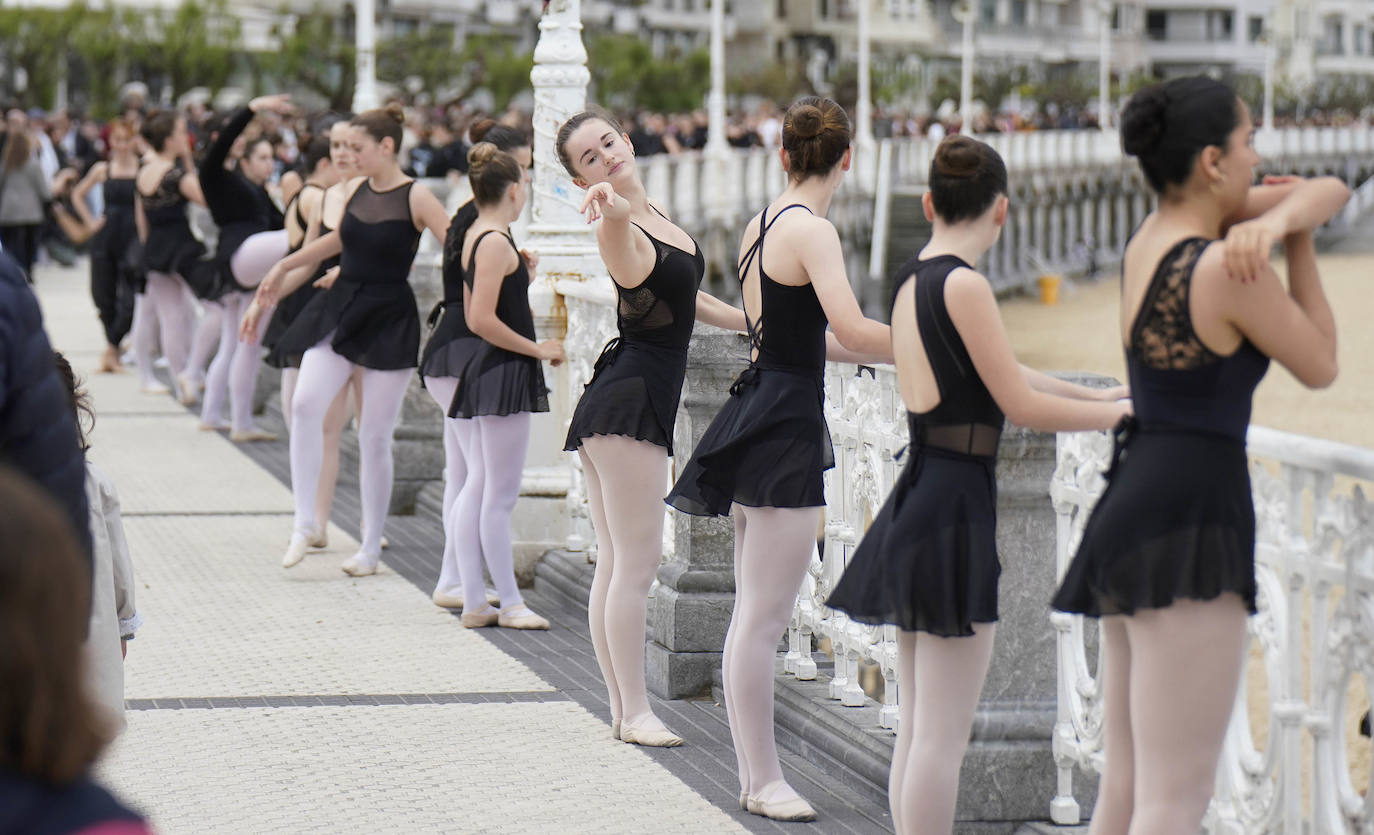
left=132, top=271, right=195, bottom=394
left=422, top=376, right=471, bottom=596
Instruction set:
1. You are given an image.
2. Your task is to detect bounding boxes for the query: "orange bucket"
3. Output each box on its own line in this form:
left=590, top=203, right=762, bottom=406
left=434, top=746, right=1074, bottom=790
left=1037, top=274, right=1060, bottom=305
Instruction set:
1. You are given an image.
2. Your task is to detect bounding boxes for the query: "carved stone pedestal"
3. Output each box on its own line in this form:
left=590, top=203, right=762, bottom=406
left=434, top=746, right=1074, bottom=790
left=645, top=328, right=748, bottom=699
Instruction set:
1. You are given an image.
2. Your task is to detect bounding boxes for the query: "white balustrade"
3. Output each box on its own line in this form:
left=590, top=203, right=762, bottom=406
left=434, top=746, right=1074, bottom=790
left=1050, top=425, right=1374, bottom=831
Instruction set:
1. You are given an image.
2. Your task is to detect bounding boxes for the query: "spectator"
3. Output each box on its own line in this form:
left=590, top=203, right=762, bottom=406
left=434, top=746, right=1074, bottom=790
left=427, top=121, right=469, bottom=178
left=0, top=124, right=53, bottom=278
left=0, top=464, right=151, bottom=835
left=0, top=250, right=92, bottom=563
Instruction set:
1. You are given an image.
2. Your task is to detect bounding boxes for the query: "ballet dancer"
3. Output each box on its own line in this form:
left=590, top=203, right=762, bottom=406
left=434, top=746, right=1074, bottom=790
left=196, top=95, right=292, bottom=441
left=72, top=119, right=142, bottom=374
left=1051, top=76, right=1348, bottom=833
left=132, top=110, right=204, bottom=400
left=554, top=107, right=748, bottom=746
left=439, top=142, right=561, bottom=630
left=665, top=97, right=892, bottom=821
left=246, top=104, right=452, bottom=575
left=824, top=136, right=1130, bottom=834
left=422, top=119, right=531, bottom=611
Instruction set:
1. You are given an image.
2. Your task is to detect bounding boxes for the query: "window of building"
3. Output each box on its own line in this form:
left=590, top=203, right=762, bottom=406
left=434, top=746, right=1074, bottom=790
left=778, top=0, right=788, bottom=17
left=1355, top=24, right=1365, bottom=54
left=1248, top=15, right=1263, bottom=42
left=819, top=0, right=830, bottom=18
left=1205, top=10, right=1232, bottom=41
left=1146, top=9, right=1167, bottom=40
left=979, top=0, right=996, bottom=24
left=1323, top=15, right=1344, bottom=54
left=1011, top=0, right=1027, bottom=25
left=1042, top=3, right=1060, bottom=27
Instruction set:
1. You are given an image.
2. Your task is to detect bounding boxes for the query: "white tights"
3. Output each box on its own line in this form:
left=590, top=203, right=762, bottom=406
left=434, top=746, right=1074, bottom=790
left=453, top=412, right=529, bottom=611
left=422, top=376, right=471, bottom=596
left=185, top=299, right=222, bottom=387
left=132, top=271, right=196, bottom=392
left=201, top=291, right=263, bottom=432
left=723, top=503, right=821, bottom=803
left=290, top=341, right=410, bottom=556
left=580, top=436, right=671, bottom=727
left=889, top=625, right=997, bottom=835
left=1089, top=596, right=1248, bottom=835
left=282, top=366, right=359, bottom=533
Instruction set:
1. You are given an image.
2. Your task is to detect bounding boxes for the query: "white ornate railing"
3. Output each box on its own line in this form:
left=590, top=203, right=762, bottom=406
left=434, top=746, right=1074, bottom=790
left=1051, top=425, right=1374, bottom=832
left=787, top=363, right=908, bottom=729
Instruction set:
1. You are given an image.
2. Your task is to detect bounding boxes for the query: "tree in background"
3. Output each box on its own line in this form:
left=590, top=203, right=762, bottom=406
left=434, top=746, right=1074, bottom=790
left=126, top=0, right=241, bottom=105
left=264, top=4, right=356, bottom=112
left=0, top=4, right=85, bottom=110
left=588, top=34, right=710, bottom=113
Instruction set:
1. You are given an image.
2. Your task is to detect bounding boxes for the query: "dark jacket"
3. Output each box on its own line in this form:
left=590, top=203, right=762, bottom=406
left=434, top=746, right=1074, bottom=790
left=0, top=769, right=146, bottom=835
left=0, top=250, right=93, bottom=564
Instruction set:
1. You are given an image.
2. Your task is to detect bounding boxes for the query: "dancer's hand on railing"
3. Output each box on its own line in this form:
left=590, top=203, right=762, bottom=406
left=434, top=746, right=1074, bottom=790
left=538, top=339, right=565, bottom=366
left=313, top=266, right=340, bottom=290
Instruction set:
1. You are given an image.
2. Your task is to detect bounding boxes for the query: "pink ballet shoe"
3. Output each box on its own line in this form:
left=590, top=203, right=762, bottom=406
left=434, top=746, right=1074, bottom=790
left=618, top=716, right=683, bottom=748
left=230, top=428, right=278, bottom=443
left=746, top=783, right=816, bottom=822
left=611, top=719, right=621, bottom=741
left=281, top=531, right=314, bottom=568
left=307, top=528, right=328, bottom=549
left=461, top=605, right=499, bottom=628
left=497, top=605, right=549, bottom=631
left=341, top=551, right=379, bottom=577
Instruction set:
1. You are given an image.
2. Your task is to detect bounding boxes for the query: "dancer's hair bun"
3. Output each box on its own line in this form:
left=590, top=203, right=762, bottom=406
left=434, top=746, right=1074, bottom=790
left=931, top=136, right=982, bottom=178
left=383, top=102, right=406, bottom=125
left=790, top=105, right=824, bottom=140
left=1121, top=87, right=1169, bottom=158
left=467, top=141, right=500, bottom=171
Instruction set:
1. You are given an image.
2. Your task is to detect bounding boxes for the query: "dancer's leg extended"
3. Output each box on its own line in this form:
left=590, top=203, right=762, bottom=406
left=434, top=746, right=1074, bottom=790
left=287, top=343, right=354, bottom=545
left=581, top=448, right=621, bottom=722
left=895, top=624, right=996, bottom=835
left=579, top=435, right=676, bottom=741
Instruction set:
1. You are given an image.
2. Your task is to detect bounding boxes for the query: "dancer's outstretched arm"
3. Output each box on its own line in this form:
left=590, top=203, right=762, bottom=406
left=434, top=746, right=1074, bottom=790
left=695, top=291, right=748, bottom=331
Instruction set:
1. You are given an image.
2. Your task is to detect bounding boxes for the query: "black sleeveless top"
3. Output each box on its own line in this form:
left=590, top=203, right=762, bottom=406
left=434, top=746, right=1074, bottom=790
left=94, top=175, right=137, bottom=259
left=740, top=203, right=828, bottom=374
left=1126, top=237, right=1269, bottom=442
left=903, top=253, right=1004, bottom=454
left=139, top=161, right=201, bottom=275
left=614, top=217, right=705, bottom=350
left=338, top=181, right=422, bottom=285
left=104, top=176, right=136, bottom=213
left=448, top=229, right=548, bottom=418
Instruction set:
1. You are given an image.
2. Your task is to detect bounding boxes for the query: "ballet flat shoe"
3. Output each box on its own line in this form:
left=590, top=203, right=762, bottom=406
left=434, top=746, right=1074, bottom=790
left=497, top=606, right=549, bottom=631
left=611, top=719, right=621, bottom=741
left=140, top=381, right=170, bottom=395
left=380, top=536, right=389, bottom=550
left=461, top=606, right=500, bottom=628
left=307, top=528, right=328, bottom=549
left=230, top=428, right=278, bottom=443
left=281, top=536, right=311, bottom=569
left=618, top=720, right=683, bottom=748
left=739, top=792, right=748, bottom=812
left=199, top=420, right=230, bottom=432
left=746, top=793, right=817, bottom=823
left=340, top=552, right=379, bottom=577
left=432, top=590, right=466, bottom=609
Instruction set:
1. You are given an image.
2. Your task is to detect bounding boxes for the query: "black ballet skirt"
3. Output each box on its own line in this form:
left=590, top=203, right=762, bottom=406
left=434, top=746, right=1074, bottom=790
left=826, top=419, right=1001, bottom=637
left=1052, top=236, right=1269, bottom=618
left=666, top=364, right=833, bottom=515
left=419, top=200, right=482, bottom=382
left=564, top=216, right=705, bottom=455
left=666, top=202, right=832, bottom=516
left=264, top=187, right=330, bottom=369
left=446, top=229, right=548, bottom=419
left=272, top=180, right=423, bottom=371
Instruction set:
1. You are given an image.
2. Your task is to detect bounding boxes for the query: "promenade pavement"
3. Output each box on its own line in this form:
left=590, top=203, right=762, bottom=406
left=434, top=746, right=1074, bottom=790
left=34, top=261, right=893, bottom=835
left=32, top=266, right=756, bottom=834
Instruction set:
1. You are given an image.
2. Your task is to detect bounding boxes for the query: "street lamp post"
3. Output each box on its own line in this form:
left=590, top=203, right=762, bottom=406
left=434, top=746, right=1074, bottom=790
left=352, top=0, right=379, bottom=113
left=1262, top=26, right=1276, bottom=133
left=953, top=0, right=975, bottom=127
left=1098, top=0, right=1113, bottom=129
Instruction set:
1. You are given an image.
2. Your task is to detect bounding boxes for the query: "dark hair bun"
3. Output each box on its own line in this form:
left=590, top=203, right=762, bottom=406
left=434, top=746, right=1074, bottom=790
left=1120, top=86, right=1169, bottom=158
left=383, top=102, right=406, bottom=125
left=791, top=105, right=824, bottom=140
left=469, top=118, right=498, bottom=144
left=932, top=136, right=983, bottom=178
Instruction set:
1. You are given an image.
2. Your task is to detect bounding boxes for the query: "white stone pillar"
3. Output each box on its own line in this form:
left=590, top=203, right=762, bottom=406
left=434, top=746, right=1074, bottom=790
left=955, top=0, right=975, bottom=127
left=352, top=0, right=379, bottom=113
left=1263, top=25, right=1276, bottom=133
left=705, top=0, right=732, bottom=224
left=527, top=0, right=607, bottom=554
left=1097, top=0, right=1113, bottom=129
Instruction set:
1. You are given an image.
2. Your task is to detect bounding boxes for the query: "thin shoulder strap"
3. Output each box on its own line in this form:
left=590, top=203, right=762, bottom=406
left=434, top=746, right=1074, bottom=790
left=463, top=229, right=510, bottom=284
left=735, top=202, right=812, bottom=282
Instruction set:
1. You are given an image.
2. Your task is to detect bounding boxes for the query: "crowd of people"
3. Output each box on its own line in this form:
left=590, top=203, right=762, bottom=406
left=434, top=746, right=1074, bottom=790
left=0, top=70, right=1354, bottom=835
